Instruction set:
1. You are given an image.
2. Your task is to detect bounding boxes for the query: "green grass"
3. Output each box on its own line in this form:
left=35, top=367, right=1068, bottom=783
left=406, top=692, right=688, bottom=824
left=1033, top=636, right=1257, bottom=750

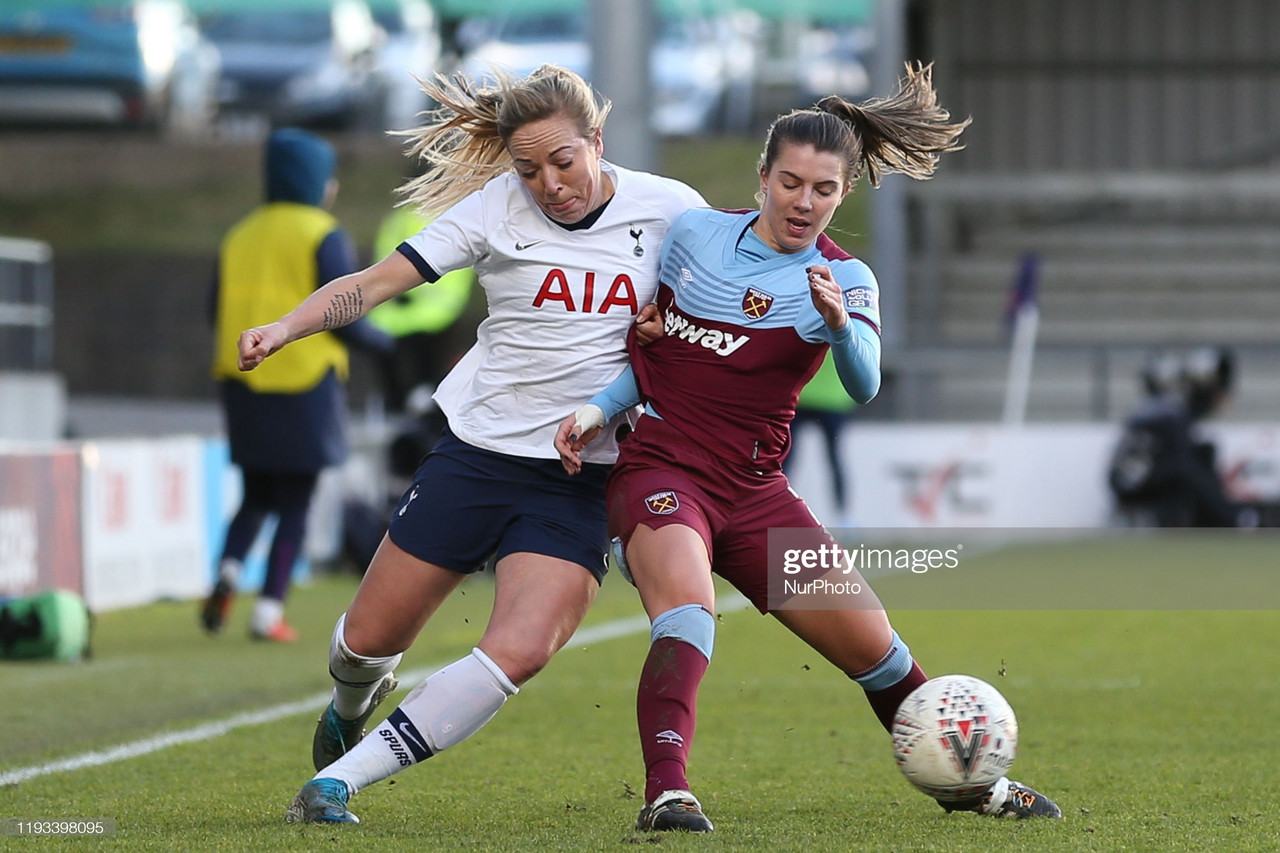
left=3, top=534, right=1279, bottom=850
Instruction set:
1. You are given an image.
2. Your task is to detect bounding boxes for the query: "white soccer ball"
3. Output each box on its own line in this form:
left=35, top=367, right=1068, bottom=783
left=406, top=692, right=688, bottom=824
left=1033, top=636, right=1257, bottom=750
left=891, top=674, right=1018, bottom=802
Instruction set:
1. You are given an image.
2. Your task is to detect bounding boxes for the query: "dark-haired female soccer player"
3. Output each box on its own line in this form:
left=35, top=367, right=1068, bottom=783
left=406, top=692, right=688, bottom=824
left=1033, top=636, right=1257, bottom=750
left=557, top=64, right=1061, bottom=832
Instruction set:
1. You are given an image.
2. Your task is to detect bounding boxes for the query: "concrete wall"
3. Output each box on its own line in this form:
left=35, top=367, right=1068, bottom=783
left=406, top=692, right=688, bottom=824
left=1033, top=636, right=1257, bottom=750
left=0, top=372, right=65, bottom=441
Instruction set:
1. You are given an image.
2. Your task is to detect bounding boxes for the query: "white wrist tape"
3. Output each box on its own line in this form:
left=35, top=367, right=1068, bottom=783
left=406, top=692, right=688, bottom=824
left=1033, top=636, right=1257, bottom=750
left=572, top=403, right=606, bottom=438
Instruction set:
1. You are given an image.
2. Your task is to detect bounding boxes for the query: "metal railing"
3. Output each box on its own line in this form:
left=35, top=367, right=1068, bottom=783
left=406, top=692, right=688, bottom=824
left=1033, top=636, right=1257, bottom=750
left=879, top=172, right=1280, bottom=421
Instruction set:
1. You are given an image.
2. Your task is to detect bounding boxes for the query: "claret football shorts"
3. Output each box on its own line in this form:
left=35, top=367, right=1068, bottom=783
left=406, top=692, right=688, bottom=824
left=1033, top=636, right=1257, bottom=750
left=606, top=415, right=826, bottom=611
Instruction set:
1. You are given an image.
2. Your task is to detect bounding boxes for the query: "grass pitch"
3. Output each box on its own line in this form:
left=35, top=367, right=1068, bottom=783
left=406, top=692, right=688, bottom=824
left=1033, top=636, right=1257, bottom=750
left=3, top=534, right=1279, bottom=851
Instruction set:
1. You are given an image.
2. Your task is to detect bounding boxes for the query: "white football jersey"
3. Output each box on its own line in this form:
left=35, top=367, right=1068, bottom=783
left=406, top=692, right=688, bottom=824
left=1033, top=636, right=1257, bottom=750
left=401, top=161, right=706, bottom=463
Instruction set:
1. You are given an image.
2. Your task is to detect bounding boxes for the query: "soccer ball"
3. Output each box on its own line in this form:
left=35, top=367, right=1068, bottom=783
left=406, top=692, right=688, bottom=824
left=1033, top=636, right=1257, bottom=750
left=891, top=675, right=1018, bottom=802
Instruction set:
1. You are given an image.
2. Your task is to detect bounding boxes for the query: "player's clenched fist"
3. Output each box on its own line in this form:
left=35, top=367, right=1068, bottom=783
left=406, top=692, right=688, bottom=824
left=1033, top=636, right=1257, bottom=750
left=806, top=264, right=848, bottom=332
left=237, top=322, right=289, bottom=371
left=634, top=302, right=665, bottom=346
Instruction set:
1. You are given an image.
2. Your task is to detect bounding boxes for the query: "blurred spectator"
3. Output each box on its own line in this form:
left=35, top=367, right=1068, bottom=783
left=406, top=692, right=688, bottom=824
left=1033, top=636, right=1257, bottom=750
left=338, top=199, right=477, bottom=571
left=203, top=128, right=392, bottom=641
left=1107, top=346, right=1269, bottom=527
left=784, top=350, right=858, bottom=526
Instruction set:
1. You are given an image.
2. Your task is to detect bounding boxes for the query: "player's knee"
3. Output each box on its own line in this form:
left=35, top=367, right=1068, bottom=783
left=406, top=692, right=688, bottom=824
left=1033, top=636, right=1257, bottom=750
left=339, top=608, right=410, bottom=659
left=651, top=603, right=716, bottom=662
left=475, top=639, right=553, bottom=686
left=329, top=613, right=402, bottom=684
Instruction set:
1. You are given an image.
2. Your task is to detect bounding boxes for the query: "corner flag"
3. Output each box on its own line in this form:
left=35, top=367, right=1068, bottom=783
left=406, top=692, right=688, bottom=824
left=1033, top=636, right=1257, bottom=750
left=1002, top=252, right=1041, bottom=425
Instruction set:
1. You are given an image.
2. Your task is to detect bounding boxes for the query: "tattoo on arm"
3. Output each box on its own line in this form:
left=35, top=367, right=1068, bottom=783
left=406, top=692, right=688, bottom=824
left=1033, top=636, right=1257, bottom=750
left=321, top=285, right=364, bottom=329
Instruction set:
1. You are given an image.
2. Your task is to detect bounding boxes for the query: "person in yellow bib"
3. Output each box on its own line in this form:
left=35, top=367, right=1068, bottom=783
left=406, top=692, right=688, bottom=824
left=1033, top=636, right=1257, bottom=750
left=204, top=128, right=393, bottom=642
left=367, top=203, right=476, bottom=414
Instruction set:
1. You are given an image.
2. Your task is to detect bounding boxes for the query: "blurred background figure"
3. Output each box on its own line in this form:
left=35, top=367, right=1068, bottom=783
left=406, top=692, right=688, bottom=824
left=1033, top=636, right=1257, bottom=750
left=203, top=127, right=392, bottom=641
left=336, top=196, right=477, bottom=572
left=784, top=350, right=859, bottom=527
left=366, top=199, right=475, bottom=420
left=1107, top=346, right=1271, bottom=528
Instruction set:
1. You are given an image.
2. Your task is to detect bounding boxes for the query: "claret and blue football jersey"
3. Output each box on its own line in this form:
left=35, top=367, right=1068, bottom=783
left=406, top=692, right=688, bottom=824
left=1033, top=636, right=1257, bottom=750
left=630, top=207, right=881, bottom=470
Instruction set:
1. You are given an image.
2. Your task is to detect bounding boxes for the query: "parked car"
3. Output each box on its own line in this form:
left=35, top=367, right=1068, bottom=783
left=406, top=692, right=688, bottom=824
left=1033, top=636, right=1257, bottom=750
left=456, top=12, right=587, bottom=96
left=796, top=22, right=873, bottom=103
left=0, top=0, right=220, bottom=134
left=457, top=1, right=758, bottom=136
left=198, top=0, right=385, bottom=130
left=368, top=0, right=443, bottom=131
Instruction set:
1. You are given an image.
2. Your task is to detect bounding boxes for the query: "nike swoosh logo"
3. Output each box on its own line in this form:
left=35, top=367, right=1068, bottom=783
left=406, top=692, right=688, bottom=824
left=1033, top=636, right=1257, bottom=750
left=398, top=721, right=429, bottom=754
left=514, top=239, right=544, bottom=251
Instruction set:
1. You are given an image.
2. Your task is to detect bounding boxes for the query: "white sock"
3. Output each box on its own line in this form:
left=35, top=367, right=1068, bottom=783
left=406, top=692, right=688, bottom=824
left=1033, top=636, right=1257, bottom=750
left=218, top=558, right=242, bottom=586
left=319, top=648, right=518, bottom=794
left=328, top=614, right=402, bottom=719
left=979, top=776, right=1011, bottom=814
left=250, top=597, right=283, bottom=635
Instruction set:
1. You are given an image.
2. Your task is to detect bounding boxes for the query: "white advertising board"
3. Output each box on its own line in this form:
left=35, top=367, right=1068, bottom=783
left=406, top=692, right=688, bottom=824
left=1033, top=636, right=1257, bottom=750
left=788, top=422, right=1280, bottom=530
left=80, top=437, right=209, bottom=611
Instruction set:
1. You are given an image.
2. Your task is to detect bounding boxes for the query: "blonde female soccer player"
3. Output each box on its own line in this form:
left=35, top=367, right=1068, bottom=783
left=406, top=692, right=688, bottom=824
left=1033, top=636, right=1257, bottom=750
left=236, top=64, right=706, bottom=823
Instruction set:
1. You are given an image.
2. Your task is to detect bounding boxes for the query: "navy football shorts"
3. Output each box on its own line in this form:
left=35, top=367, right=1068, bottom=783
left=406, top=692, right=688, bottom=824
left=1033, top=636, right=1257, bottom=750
left=387, top=430, right=612, bottom=583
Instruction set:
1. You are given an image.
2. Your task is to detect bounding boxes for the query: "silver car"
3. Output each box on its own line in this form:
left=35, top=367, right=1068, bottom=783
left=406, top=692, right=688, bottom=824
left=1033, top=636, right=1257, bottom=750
left=199, top=0, right=384, bottom=129
left=458, top=3, right=756, bottom=136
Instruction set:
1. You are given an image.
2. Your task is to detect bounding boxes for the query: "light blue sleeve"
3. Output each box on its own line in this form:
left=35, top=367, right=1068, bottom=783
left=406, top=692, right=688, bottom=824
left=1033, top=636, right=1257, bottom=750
left=828, top=321, right=881, bottom=404
left=796, top=257, right=882, bottom=404
left=586, top=366, right=641, bottom=421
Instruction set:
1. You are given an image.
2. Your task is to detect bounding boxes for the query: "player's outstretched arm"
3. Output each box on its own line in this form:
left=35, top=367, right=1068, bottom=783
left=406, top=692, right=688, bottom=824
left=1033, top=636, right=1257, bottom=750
left=237, top=252, right=422, bottom=371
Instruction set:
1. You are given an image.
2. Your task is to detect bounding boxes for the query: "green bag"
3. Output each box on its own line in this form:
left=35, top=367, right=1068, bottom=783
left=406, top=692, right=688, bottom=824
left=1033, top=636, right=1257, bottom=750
left=0, top=590, right=91, bottom=662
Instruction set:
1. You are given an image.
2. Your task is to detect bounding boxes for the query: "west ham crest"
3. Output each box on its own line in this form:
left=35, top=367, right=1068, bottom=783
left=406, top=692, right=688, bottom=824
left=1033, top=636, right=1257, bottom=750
left=742, top=287, right=774, bottom=319
left=644, top=491, right=679, bottom=515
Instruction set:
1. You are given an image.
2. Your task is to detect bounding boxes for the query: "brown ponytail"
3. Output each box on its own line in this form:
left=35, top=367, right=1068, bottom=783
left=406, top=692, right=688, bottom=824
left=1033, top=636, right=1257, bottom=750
left=761, top=62, right=970, bottom=188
